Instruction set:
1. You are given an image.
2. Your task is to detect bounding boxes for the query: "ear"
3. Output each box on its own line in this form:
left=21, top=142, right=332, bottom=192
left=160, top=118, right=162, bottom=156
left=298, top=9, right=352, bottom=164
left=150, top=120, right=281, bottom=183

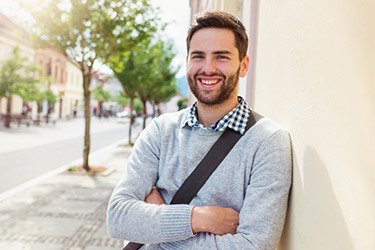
left=239, top=55, right=250, bottom=77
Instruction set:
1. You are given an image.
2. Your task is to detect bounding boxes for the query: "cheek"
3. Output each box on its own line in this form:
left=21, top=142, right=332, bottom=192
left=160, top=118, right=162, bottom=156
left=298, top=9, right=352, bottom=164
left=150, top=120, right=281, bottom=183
left=215, top=62, right=239, bottom=74
left=186, top=62, right=199, bottom=75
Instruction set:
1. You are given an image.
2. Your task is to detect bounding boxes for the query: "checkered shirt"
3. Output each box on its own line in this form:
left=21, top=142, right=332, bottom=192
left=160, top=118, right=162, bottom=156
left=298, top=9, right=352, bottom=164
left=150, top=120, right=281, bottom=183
left=184, top=96, right=252, bottom=135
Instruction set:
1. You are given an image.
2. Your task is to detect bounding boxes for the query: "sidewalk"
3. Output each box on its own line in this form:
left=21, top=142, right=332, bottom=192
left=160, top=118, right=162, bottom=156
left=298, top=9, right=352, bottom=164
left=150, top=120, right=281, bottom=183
left=0, top=139, right=132, bottom=250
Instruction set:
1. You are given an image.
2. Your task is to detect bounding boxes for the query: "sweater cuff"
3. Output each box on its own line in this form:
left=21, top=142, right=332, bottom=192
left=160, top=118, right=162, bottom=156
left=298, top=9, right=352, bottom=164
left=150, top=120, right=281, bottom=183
left=160, top=204, right=194, bottom=242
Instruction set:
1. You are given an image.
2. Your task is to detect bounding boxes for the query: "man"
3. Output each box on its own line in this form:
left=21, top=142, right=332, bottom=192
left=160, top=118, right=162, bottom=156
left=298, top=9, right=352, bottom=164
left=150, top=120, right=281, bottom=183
left=107, top=11, right=292, bottom=249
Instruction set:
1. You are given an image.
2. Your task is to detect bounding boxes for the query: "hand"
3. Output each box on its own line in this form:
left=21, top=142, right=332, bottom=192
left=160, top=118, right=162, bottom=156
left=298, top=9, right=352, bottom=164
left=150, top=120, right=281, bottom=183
left=191, top=206, right=239, bottom=235
left=145, top=187, right=165, bottom=205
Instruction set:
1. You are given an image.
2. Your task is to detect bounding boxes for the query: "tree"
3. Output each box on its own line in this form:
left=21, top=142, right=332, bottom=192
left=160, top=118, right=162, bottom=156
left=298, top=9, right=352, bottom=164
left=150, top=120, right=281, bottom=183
left=22, top=84, right=57, bottom=124
left=115, top=93, right=129, bottom=108
left=109, top=37, right=178, bottom=130
left=92, top=84, right=111, bottom=118
left=147, top=40, right=178, bottom=117
left=28, top=0, right=159, bottom=171
left=0, top=46, right=38, bottom=128
left=133, top=98, right=144, bottom=116
left=177, top=98, right=188, bottom=110
left=110, top=50, right=142, bottom=145
left=131, top=38, right=178, bottom=128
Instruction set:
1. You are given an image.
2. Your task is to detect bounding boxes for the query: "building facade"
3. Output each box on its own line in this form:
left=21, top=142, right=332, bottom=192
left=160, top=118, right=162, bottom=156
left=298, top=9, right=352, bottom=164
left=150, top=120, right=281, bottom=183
left=91, top=71, right=123, bottom=116
left=189, top=1, right=375, bottom=249
left=35, top=48, right=83, bottom=119
left=0, top=12, right=34, bottom=115
left=0, top=11, right=83, bottom=120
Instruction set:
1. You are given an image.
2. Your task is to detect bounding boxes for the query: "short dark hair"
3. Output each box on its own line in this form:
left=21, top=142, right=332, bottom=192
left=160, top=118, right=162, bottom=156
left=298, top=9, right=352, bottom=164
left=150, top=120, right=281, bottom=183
left=186, top=11, right=249, bottom=60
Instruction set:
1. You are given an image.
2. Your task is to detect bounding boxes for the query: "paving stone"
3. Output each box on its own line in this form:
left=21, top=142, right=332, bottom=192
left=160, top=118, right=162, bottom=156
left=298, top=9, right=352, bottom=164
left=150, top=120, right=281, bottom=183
left=0, top=141, right=130, bottom=250
left=38, top=199, right=101, bottom=215
left=0, top=195, right=36, bottom=211
left=93, top=223, right=110, bottom=238
left=4, top=217, right=85, bottom=238
left=0, top=241, right=63, bottom=250
left=85, top=246, right=121, bottom=250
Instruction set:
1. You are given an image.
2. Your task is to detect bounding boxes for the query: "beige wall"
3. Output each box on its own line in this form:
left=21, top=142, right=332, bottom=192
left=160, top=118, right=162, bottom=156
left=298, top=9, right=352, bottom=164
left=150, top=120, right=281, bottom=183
left=253, top=0, right=374, bottom=249
left=52, top=60, right=83, bottom=119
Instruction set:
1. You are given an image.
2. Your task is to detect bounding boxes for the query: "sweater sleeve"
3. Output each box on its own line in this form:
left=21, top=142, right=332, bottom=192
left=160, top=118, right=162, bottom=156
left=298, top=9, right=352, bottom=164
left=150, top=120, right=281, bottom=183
left=158, top=128, right=292, bottom=250
left=107, top=120, right=195, bottom=244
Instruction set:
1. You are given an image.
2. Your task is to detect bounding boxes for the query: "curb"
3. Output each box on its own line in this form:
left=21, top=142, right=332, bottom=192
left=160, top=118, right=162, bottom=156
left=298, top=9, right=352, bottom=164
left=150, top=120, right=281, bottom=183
left=0, top=139, right=128, bottom=202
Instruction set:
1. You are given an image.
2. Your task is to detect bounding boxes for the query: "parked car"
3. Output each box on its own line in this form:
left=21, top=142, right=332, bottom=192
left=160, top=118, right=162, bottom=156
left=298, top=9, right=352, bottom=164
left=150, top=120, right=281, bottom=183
left=116, top=111, right=131, bottom=118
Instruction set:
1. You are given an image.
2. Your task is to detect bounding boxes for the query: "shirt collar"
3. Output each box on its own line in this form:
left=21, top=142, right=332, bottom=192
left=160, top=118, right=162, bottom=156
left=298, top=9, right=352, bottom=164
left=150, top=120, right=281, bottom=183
left=182, top=96, right=252, bottom=135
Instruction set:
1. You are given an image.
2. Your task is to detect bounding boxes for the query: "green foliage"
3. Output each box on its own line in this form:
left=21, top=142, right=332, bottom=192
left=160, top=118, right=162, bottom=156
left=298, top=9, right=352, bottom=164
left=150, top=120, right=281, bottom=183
left=92, top=85, right=111, bottom=103
left=27, top=0, right=161, bottom=168
left=109, top=49, right=141, bottom=100
left=108, top=37, right=178, bottom=111
left=177, top=98, right=188, bottom=110
left=28, top=0, right=160, bottom=68
left=133, top=98, right=144, bottom=113
left=19, top=83, right=57, bottom=108
left=141, top=39, right=178, bottom=106
left=43, top=88, right=57, bottom=104
left=115, top=93, right=129, bottom=107
left=0, top=46, right=39, bottom=99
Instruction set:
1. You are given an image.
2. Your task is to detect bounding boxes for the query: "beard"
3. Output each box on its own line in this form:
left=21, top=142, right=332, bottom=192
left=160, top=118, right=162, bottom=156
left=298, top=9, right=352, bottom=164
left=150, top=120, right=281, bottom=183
left=188, top=67, right=240, bottom=106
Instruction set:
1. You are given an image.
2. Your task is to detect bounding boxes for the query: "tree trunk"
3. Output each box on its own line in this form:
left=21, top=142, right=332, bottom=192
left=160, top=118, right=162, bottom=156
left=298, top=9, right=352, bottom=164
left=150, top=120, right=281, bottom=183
left=98, top=101, right=103, bottom=119
left=152, top=103, right=156, bottom=117
left=142, top=99, right=147, bottom=129
left=4, top=95, right=12, bottom=128
left=157, top=105, right=161, bottom=116
left=35, top=103, right=43, bottom=126
left=82, top=73, right=91, bottom=171
left=128, top=97, right=134, bottom=146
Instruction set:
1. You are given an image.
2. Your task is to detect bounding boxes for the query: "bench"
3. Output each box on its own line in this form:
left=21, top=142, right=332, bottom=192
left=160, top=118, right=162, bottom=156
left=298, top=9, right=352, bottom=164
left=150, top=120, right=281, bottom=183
left=32, top=115, right=57, bottom=125
left=0, top=114, right=32, bottom=127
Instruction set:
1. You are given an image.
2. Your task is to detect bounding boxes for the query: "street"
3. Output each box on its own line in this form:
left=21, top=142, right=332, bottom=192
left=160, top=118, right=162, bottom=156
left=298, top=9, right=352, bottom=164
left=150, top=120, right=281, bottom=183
left=0, top=117, right=139, bottom=193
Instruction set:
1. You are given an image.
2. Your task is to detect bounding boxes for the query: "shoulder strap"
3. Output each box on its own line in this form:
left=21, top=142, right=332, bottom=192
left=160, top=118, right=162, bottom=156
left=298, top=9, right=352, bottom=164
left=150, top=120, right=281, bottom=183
left=170, top=111, right=257, bottom=204
left=123, top=111, right=261, bottom=250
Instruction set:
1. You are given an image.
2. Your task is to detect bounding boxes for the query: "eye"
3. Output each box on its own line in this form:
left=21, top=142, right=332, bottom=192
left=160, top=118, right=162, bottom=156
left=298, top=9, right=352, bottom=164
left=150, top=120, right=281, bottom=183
left=217, top=55, right=229, bottom=60
left=191, top=54, right=204, bottom=59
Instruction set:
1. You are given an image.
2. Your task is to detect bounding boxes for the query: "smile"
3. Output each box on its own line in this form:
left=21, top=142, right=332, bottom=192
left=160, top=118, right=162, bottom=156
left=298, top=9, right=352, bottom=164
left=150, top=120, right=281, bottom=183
left=198, top=77, right=222, bottom=86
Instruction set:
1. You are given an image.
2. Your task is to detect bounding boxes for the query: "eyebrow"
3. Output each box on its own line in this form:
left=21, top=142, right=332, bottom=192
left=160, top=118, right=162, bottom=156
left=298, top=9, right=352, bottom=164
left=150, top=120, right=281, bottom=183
left=190, top=50, right=233, bottom=55
left=213, top=50, right=232, bottom=55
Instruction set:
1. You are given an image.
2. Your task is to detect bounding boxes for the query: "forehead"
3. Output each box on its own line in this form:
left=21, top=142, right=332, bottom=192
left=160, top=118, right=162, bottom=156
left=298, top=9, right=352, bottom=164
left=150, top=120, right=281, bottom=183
left=189, top=28, right=238, bottom=55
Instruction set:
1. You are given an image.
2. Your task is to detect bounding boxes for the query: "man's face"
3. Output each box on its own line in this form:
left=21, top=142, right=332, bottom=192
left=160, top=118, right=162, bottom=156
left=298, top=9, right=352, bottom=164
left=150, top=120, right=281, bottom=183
left=186, top=28, right=249, bottom=106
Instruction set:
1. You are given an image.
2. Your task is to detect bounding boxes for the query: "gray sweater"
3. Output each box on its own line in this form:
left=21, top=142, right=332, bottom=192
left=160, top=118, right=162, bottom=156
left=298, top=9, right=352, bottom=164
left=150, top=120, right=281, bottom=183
left=107, top=108, right=292, bottom=250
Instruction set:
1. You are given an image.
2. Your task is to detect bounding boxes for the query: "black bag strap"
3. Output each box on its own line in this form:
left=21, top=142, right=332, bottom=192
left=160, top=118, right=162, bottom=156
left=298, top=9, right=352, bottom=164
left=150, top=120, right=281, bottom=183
left=123, top=111, right=261, bottom=250
left=170, top=112, right=256, bottom=204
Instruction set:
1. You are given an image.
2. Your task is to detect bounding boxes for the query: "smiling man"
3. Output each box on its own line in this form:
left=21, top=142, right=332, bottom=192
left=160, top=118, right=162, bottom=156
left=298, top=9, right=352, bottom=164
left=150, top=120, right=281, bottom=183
left=107, top=11, right=292, bottom=250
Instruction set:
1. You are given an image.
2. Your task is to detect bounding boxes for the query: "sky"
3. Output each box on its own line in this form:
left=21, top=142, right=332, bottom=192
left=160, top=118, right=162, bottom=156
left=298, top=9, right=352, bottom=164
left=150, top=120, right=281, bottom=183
left=152, top=0, right=190, bottom=77
left=0, top=0, right=191, bottom=77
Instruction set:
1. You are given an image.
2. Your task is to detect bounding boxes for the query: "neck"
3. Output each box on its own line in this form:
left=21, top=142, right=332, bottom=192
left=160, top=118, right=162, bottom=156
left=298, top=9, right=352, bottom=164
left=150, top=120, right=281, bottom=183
left=196, top=96, right=238, bottom=127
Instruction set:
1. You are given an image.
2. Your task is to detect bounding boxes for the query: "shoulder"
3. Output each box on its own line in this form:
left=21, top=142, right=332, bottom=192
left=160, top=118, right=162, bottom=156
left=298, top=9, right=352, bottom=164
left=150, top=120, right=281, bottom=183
left=153, top=108, right=190, bottom=131
left=136, top=108, right=189, bottom=147
left=246, top=115, right=290, bottom=146
left=251, top=116, right=286, bottom=136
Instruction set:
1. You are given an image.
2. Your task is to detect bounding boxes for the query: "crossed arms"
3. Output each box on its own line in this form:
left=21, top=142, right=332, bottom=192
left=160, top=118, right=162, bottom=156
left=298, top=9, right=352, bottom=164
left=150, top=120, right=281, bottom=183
left=146, top=187, right=239, bottom=235
left=107, top=121, right=292, bottom=249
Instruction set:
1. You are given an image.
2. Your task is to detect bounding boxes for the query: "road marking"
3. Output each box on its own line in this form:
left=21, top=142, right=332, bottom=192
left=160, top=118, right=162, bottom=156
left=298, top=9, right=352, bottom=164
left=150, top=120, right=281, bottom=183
left=0, top=139, right=127, bottom=202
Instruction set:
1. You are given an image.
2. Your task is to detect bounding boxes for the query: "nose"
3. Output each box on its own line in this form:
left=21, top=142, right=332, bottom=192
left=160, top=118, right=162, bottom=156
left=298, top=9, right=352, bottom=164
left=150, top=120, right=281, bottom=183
left=201, top=58, right=217, bottom=74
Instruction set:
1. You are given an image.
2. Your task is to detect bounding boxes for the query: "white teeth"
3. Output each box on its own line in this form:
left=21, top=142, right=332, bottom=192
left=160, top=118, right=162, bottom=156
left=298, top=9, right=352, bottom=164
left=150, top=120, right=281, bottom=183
left=201, top=79, right=218, bottom=85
